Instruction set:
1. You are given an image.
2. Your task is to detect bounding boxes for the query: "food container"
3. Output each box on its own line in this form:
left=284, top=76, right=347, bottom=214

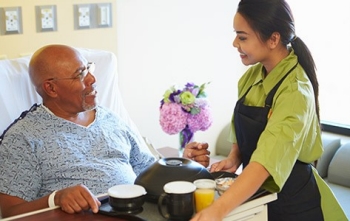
left=134, top=157, right=213, bottom=202
left=215, top=177, right=237, bottom=196
left=213, top=172, right=238, bottom=196
left=108, top=184, right=147, bottom=212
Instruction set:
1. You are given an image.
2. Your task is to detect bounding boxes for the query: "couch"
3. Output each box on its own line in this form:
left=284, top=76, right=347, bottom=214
left=213, top=124, right=350, bottom=219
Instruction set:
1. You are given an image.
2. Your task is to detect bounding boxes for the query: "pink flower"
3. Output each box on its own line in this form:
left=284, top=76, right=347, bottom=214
left=159, top=82, right=212, bottom=136
left=159, top=103, right=188, bottom=134
left=187, top=105, right=213, bottom=132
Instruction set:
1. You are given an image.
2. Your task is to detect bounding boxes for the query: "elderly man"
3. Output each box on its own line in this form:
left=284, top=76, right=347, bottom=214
left=0, top=45, right=210, bottom=218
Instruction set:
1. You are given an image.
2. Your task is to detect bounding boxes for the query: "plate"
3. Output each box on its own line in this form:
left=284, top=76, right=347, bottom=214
left=98, top=201, right=146, bottom=221
left=210, top=171, right=238, bottom=180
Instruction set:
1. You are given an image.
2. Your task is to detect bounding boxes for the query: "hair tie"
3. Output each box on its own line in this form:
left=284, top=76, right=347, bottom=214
left=291, top=35, right=298, bottom=43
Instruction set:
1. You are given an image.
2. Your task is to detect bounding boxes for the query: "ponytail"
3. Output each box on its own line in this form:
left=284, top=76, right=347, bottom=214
left=237, top=0, right=320, bottom=121
left=291, top=37, right=320, bottom=121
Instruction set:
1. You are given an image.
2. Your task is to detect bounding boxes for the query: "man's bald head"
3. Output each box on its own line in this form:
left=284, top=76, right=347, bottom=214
left=29, top=45, right=85, bottom=97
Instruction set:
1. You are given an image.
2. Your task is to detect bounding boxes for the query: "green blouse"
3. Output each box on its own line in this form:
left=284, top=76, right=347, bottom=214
left=230, top=49, right=347, bottom=220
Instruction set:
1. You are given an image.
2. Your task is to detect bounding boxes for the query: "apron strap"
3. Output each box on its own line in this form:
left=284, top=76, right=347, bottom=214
left=265, top=62, right=298, bottom=108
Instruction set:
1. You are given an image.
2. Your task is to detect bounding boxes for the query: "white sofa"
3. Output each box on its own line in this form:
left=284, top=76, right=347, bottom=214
left=321, top=140, right=350, bottom=219
left=213, top=124, right=350, bottom=219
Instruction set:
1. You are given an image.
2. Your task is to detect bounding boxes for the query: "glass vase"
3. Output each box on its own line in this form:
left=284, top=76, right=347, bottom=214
left=179, top=126, right=194, bottom=157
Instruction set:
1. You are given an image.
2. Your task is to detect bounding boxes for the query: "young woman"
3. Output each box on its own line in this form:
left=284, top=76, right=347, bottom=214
left=190, top=0, right=347, bottom=220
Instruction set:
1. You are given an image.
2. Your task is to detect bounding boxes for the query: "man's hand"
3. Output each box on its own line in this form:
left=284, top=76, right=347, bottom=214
left=0, top=184, right=101, bottom=218
left=183, top=142, right=210, bottom=168
left=55, top=184, right=101, bottom=214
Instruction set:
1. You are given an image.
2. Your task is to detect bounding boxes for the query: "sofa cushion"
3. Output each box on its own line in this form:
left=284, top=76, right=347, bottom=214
left=316, top=136, right=341, bottom=178
left=327, top=143, right=350, bottom=187
left=215, top=123, right=232, bottom=156
left=324, top=179, right=350, bottom=219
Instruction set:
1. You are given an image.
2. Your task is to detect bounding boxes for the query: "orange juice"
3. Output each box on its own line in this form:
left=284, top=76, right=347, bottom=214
left=194, top=188, right=215, bottom=212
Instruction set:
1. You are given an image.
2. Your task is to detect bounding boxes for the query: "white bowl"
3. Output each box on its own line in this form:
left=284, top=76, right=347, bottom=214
left=108, top=184, right=147, bottom=211
left=215, top=177, right=236, bottom=196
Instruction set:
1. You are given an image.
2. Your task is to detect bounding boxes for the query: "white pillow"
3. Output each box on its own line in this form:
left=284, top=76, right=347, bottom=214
left=0, top=48, right=138, bottom=137
left=0, top=56, right=41, bottom=134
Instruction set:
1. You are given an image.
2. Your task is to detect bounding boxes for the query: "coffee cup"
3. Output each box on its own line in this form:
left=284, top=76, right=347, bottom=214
left=157, top=181, right=196, bottom=220
left=193, top=179, right=216, bottom=212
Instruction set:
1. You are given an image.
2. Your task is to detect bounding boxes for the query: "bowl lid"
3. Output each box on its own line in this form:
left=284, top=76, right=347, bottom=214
left=163, top=181, right=196, bottom=194
left=108, top=184, right=146, bottom=198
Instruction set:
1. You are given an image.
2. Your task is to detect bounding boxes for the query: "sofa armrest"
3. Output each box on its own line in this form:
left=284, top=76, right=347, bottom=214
left=316, top=136, right=341, bottom=178
left=327, top=143, right=350, bottom=187
left=215, top=123, right=231, bottom=156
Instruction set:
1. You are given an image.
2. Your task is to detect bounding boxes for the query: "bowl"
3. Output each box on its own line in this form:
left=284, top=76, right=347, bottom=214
left=108, top=184, right=147, bottom=212
left=215, top=176, right=237, bottom=196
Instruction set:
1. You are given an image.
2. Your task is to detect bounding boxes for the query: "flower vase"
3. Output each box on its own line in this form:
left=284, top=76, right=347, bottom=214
left=179, top=126, right=194, bottom=157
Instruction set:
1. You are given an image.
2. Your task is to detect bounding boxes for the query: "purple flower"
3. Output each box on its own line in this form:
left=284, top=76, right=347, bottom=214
left=185, top=82, right=195, bottom=88
left=159, top=82, right=212, bottom=135
left=191, top=87, right=200, bottom=97
left=169, top=90, right=181, bottom=103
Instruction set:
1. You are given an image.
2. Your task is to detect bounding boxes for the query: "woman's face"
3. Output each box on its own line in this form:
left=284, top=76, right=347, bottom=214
left=232, top=13, right=270, bottom=66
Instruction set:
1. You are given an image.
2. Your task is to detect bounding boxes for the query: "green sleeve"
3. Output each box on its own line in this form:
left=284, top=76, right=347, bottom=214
left=251, top=70, right=323, bottom=192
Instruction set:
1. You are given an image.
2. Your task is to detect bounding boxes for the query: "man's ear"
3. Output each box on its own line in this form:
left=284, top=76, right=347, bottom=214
left=42, top=81, right=58, bottom=97
left=268, top=32, right=281, bottom=49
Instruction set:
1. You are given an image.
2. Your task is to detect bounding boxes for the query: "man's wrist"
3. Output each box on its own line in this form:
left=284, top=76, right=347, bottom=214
left=48, top=190, right=57, bottom=208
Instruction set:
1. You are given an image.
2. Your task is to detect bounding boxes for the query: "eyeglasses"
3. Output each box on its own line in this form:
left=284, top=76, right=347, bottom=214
left=46, top=62, right=95, bottom=82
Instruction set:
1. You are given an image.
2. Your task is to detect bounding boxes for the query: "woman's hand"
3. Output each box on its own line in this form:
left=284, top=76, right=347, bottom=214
left=192, top=162, right=270, bottom=221
left=210, top=143, right=241, bottom=173
left=190, top=205, right=226, bottom=221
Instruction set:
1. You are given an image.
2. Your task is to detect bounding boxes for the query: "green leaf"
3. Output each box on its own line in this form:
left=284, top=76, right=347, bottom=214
left=197, top=91, right=207, bottom=98
left=198, top=82, right=210, bottom=95
left=190, top=107, right=200, bottom=115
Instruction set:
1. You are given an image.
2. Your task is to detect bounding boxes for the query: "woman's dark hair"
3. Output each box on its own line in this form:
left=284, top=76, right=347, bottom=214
left=237, top=0, right=320, bottom=121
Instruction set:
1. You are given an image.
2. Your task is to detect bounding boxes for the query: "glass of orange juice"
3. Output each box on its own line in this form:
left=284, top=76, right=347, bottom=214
left=193, top=179, right=216, bottom=212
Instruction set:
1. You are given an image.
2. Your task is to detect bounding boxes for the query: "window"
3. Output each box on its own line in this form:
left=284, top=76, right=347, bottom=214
left=289, top=0, right=350, bottom=135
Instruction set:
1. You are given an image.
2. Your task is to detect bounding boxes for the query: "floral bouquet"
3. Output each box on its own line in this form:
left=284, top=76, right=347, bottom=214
left=159, top=82, right=213, bottom=150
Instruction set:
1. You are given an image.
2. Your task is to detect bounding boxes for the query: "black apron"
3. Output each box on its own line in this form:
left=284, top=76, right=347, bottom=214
left=233, top=64, right=324, bottom=221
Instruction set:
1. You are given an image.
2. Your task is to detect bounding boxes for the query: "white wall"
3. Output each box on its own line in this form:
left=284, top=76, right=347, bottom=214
left=0, top=0, right=118, bottom=59
left=115, top=0, right=248, bottom=152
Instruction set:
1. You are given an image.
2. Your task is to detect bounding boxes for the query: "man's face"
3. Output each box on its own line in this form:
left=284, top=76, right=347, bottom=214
left=49, top=54, right=98, bottom=114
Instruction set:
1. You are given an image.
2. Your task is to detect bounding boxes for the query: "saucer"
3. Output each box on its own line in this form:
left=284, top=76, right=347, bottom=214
left=99, top=202, right=143, bottom=215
